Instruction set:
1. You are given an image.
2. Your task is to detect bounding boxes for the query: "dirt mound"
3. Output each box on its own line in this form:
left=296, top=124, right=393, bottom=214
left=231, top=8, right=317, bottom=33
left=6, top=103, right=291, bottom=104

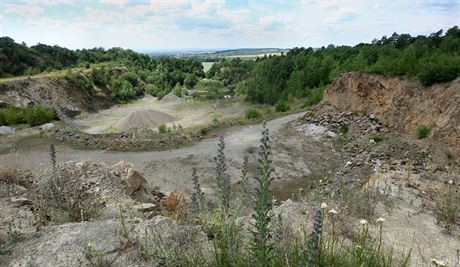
left=322, top=72, right=460, bottom=154
left=160, top=92, right=184, bottom=104
left=114, top=109, right=175, bottom=131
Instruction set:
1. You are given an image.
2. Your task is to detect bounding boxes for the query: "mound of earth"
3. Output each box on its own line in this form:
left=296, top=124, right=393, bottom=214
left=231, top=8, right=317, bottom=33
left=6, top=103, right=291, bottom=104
left=114, top=109, right=175, bottom=131
left=160, top=92, right=184, bottom=104
left=322, top=72, right=460, bottom=155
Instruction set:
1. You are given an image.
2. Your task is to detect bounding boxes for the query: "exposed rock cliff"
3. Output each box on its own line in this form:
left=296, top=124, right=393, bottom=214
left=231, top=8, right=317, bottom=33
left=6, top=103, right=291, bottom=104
left=323, top=72, right=460, bottom=153
left=0, top=76, right=113, bottom=120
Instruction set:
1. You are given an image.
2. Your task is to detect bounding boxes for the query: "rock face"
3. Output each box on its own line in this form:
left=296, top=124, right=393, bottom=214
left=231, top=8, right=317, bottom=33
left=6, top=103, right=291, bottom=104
left=323, top=72, right=460, bottom=154
left=0, top=76, right=113, bottom=120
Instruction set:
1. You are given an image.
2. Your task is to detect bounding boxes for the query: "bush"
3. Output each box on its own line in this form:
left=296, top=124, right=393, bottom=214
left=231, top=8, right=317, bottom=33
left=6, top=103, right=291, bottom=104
left=24, top=106, right=57, bottom=126
left=339, top=124, right=349, bottom=135
left=199, top=127, right=209, bottom=136
left=416, top=125, right=429, bottom=139
left=0, top=106, right=56, bottom=126
left=0, top=107, right=24, bottom=125
left=370, top=134, right=384, bottom=143
left=245, top=108, right=262, bottom=119
left=303, top=87, right=324, bottom=107
left=158, top=124, right=167, bottom=133
left=275, top=101, right=290, bottom=112
left=194, top=79, right=227, bottom=99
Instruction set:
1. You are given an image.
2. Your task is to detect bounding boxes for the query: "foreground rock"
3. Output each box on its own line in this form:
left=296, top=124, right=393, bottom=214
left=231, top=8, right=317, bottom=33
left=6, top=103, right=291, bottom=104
left=2, top=216, right=210, bottom=267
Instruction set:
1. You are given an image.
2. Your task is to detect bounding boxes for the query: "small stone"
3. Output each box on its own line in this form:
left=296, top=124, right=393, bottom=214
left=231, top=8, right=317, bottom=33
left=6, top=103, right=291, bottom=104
left=39, top=123, right=56, bottom=131
left=11, top=197, right=32, bottom=207
left=133, top=203, right=156, bottom=212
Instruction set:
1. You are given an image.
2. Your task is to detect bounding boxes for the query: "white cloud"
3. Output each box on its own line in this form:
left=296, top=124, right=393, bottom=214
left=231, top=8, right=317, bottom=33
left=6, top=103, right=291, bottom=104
left=4, top=3, right=44, bottom=16
left=99, top=0, right=128, bottom=7
left=2, top=0, right=458, bottom=49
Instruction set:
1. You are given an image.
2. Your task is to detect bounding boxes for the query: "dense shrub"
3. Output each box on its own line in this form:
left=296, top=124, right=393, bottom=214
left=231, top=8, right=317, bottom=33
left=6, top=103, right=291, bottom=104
left=275, top=101, right=290, bottom=112
left=303, top=87, right=325, bottom=107
left=0, top=107, right=24, bottom=125
left=416, top=125, right=430, bottom=139
left=0, top=106, right=56, bottom=126
left=24, top=106, right=57, bottom=126
left=158, top=124, right=167, bottom=133
left=244, top=108, right=262, bottom=119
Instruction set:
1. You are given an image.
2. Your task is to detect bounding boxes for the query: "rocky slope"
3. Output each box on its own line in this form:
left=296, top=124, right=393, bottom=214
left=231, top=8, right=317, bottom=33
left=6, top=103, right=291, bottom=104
left=322, top=72, right=460, bottom=155
left=0, top=76, right=113, bottom=120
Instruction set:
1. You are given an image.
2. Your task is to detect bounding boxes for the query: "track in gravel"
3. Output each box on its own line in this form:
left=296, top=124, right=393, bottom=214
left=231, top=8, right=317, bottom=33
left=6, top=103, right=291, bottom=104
left=1, top=111, right=340, bottom=199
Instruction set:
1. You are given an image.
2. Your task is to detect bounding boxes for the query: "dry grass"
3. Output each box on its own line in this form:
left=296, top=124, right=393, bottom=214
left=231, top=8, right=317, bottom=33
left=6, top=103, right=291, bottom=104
left=435, top=180, right=460, bottom=233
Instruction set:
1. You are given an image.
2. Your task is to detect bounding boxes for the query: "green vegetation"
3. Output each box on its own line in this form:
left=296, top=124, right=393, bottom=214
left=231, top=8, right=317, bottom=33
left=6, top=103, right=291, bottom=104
left=244, top=108, right=262, bottom=119
left=303, top=86, right=325, bottom=107
left=275, top=101, right=290, bottom=112
left=0, top=106, right=57, bottom=126
left=416, top=125, right=430, bottom=139
left=340, top=124, right=349, bottom=135
left=241, top=27, right=460, bottom=105
left=0, top=38, right=204, bottom=103
left=2, top=27, right=458, bottom=108
left=206, top=58, right=255, bottom=89
left=24, top=106, right=57, bottom=126
left=370, top=134, right=384, bottom=143
left=64, top=71, right=94, bottom=96
left=158, top=124, right=168, bottom=133
left=193, top=79, right=227, bottom=99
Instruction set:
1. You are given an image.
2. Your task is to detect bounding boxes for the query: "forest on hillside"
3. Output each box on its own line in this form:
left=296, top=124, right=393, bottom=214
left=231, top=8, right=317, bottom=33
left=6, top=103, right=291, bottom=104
left=1, top=26, right=459, bottom=105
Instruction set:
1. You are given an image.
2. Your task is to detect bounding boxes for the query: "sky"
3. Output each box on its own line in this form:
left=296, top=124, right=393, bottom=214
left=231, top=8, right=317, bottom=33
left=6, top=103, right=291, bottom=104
left=1, top=0, right=459, bottom=50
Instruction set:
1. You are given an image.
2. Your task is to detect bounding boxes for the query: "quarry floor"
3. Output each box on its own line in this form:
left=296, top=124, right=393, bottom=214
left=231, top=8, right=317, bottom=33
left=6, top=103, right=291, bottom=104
left=1, top=111, right=338, bottom=199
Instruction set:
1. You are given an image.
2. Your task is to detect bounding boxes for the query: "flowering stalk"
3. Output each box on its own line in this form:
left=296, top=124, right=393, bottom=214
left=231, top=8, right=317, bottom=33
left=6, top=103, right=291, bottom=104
left=215, top=135, right=230, bottom=213
left=191, top=167, right=204, bottom=214
left=304, top=209, right=323, bottom=267
left=250, top=122, right=275, bottom=266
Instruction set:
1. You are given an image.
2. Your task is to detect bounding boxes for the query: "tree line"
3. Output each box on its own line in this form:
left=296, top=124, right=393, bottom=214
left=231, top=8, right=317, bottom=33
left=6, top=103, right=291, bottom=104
left=235, top=26, right=460, bottom=105
left=1, top=26, right=459, bottom=106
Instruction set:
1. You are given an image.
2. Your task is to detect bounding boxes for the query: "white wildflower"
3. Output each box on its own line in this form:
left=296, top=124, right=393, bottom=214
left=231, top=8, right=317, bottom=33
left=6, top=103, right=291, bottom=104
left=448, top=179, right=453, bottom=184
left=431, top=258, right=448, bottom=266
left=369, top=139, right=376, bottom=144
left=360, top=219, right=368, bottom=225
left=345, top=161, right=352, bottom=167
left=328, top=209, right=338, bottom=215
left=376, top=217, right=385, bottom=223
left=321, top=203, right=328, bottom=209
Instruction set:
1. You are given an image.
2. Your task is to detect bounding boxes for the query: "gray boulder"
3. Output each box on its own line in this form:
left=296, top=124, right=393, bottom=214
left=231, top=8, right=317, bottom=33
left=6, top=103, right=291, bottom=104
left=0, top=126, right=16, bottom=135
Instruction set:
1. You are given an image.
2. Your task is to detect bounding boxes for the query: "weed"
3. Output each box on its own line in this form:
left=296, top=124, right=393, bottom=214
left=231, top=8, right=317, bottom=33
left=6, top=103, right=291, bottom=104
left=215, top=135, right=230, bottom=213
left=340, top=124, right=349, bottom=135
left=275, top=101, right=290, bottom=112
left=199, top=127, right=209, bottom=136
left=435, top=180, right=460, bottom=233
left=245, top=108, right=262, bottom=119
left=191, top=167, right=205, bottom=214
left=370, top=134, right=384, bottom=143
left=158, top=124, right=167, bottom=133
left=416, top=125, right=429, bottom=139
left=249, top=122, right=275, bottom=266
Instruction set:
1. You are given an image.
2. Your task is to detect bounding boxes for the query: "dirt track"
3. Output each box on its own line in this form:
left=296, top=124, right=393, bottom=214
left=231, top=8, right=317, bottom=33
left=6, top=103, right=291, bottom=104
left=1, top=111, right=339, bottom=199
